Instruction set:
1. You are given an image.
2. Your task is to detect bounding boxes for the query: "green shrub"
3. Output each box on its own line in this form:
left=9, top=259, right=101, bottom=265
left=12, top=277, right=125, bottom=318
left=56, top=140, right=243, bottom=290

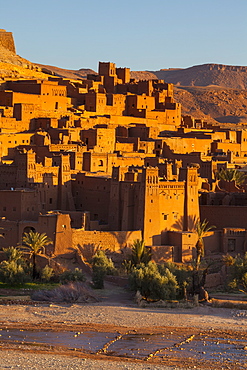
left=158, top=262, right=192, bottom=298
left=223, top=253, right=247, bottom=292
left=0, top=246, right=31, bottom=285
left=129, top=261, right=178, bottom=300
left=91, top=250, right=117, bottom=289
left=0, top=260, right=31, bottom=285
left=41, top=265, right=54, bottom=282
left=59, top=268, right=86, bottom=284
left=130, top=239, right=151, bottom=266
left=3, top=246, right=23, bottom=263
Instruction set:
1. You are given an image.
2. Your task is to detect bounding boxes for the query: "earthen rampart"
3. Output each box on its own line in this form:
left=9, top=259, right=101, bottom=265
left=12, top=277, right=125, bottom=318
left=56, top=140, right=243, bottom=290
left=0, top=29, right=16, bottom=53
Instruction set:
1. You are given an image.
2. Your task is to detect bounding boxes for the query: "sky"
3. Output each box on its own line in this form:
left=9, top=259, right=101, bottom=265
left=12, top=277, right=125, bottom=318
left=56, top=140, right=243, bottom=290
left=1, top=0, right=247, bottom=71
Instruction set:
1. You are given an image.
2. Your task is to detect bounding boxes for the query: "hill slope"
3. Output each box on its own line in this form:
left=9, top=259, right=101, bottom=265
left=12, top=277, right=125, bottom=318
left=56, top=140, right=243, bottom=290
left=131, top=64, right=247, bottom=90
left=0, top=45, right=52, bottom=80
left=131, top=64, right=247, bottom=124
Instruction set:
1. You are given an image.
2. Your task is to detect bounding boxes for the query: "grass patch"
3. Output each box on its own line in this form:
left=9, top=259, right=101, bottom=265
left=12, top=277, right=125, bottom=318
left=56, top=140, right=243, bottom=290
left=211, top=299, right=247, bottom=309
left=0, top=282, right=59, bottom=291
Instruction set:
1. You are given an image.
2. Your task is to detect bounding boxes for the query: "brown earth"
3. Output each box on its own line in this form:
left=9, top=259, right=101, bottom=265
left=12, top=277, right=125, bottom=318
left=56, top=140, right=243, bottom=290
left=0, top=283, right=247, bottom=369
left=131, top=64, right=247, bottom=90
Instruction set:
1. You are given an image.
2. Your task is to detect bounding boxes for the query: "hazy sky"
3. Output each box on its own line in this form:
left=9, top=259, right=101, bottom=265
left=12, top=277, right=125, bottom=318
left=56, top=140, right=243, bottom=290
left=1, top=0, right=247, bottom=71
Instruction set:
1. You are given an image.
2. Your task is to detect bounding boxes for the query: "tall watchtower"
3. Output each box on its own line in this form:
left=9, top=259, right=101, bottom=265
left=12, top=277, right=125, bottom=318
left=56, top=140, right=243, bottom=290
left=0, top=29, right=16, bottom=53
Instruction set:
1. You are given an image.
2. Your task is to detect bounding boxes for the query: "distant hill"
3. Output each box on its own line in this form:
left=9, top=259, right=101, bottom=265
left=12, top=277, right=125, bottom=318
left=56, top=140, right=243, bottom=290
left=35, top=64, right=96, bottom=80
left=131, top=64, right=247, bottom=124
left=131, top=64, right=247, bottom=90
left=0, top=37, right=246, bottom=125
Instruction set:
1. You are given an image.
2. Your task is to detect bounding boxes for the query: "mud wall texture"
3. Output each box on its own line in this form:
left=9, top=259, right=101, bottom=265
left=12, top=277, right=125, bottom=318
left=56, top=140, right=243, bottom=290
left=0, top=30, right=16, bottom=53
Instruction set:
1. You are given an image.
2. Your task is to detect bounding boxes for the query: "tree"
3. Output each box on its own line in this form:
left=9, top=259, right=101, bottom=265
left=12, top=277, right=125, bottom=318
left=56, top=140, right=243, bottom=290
left=0, top=246, right=31, bottom=285
left=215, top=168, right=246, bottom=186
left=194, top=219, right=215, bottom=270
left=91, top=250, right=117, bottom=289
left=129, top=261, right=178, bottom=300
left=22, top=230, right=52, bottom=280
left=223, top=253, right=247, bottom=293
left=130, top=239, right=151, bottom=266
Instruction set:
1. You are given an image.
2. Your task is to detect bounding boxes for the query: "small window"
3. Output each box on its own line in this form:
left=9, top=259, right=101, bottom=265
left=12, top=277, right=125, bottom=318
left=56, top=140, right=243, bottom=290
left=228, top=239, right=236, bottom=252
left=3, top=207, right=6, bottom=211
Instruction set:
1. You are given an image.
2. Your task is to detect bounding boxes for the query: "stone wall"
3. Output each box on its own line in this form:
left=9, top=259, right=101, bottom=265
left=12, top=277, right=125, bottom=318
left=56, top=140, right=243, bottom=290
left=0, top=30, right=16, bottom=53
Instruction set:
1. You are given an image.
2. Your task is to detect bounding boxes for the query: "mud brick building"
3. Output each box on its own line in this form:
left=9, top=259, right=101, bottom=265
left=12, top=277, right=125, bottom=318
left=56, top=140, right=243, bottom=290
left=0, top=55, right=247, bottom=262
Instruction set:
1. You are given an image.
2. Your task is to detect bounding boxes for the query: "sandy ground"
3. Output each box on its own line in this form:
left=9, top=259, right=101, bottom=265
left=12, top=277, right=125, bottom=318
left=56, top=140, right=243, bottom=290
left=0, top=285, right=246, bottom=369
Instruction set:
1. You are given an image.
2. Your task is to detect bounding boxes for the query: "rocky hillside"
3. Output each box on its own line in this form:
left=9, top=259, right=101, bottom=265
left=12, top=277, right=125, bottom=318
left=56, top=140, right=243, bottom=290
left=131, top=64, right=247, bottom=124
left=0, top=45, right=51, bottom=81
left=36, top=64, right=96, bottom=80
left=174, top=86, right=247, bottom=124
left=131, top=64, right=247, bottom=90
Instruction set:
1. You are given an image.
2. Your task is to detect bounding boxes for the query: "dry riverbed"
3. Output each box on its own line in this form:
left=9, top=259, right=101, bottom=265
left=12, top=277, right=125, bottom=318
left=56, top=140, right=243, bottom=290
left=0, top=285, right=247, bottom=369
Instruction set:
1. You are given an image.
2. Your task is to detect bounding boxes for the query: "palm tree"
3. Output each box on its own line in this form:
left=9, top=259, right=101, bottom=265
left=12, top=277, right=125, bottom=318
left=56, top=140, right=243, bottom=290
left=215, top=168, right=246, bottom=186
left=22, top=230, right=52, bottom=280
left=194, top=219, right=215, bottom=270
left=131, top=239, right=151, bottom=266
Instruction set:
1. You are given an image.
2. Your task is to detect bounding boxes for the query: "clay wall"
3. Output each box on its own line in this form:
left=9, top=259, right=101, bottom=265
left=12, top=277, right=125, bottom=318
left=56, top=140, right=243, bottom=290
left=126, top=95, right=155, bottom=115
left=83, top=152, right=108, bottom=172
left=99, top=62, right=116, bottom=77
left=200, top=205, right=247, bottom=230
left=0, top=164, right=17, bottom=189
left=106, top=94, right=126, bottom=116
left=95, top=128, right=116, bottom=153
left=0, top=189, right=39, bottom=221
left=137, top=80, right=153, bottom=96
left=211, top=141, right=241, bottom=155
left=162, top=137, right=211, bottom=156
left=116, top=137, right=139, bottom=151
left=203, top=230, right=222, bottom=255
left=0, top=30, right=16, bottom=53
left=143, top=167, right=161, bottom=245
left=150, top=245, right=174, bottom=263
left=115, top=142, right=135, bottom=153
left=72, top=229, right=142, bottom=260
left=113, top=155, right=145, bottom=168
left=0, top=116, right=17, bottom=131
left=72, top=172, right=111, bottom=224
left=116, top=67, right=130, bottom=84
left=138, top=140, right=155, bottom=154
left=158, top=182, right=185, bottom=242
left=0, top=132, right=33, bottom=159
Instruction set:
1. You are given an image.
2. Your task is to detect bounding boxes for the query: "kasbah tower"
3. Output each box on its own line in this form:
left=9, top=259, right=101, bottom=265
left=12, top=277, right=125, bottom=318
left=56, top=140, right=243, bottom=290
left=0, top=29, right=16, bottom=53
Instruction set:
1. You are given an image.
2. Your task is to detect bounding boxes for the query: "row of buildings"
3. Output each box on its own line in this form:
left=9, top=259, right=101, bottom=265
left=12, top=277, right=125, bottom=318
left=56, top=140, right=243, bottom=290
left=0, top=60, right=247, bottom=262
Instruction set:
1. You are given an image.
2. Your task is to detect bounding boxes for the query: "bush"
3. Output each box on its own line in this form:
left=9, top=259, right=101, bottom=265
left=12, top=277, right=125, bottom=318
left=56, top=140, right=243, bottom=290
left=158, top=262, right=192, bottom=298
left=129, top=261, right=178, bottom=300
left=0, top=260, right=31, bottom=284
left=59, top=268, right=86, bottom=284
left=0, top=246, right=31, bottom=285
left=91, top=250, right=117, bottom=289
left=41, top=265, right=54, bottom=282
left=223, top=253, right=247, bottom=292
left=130, top=239, right=151, bottom=266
